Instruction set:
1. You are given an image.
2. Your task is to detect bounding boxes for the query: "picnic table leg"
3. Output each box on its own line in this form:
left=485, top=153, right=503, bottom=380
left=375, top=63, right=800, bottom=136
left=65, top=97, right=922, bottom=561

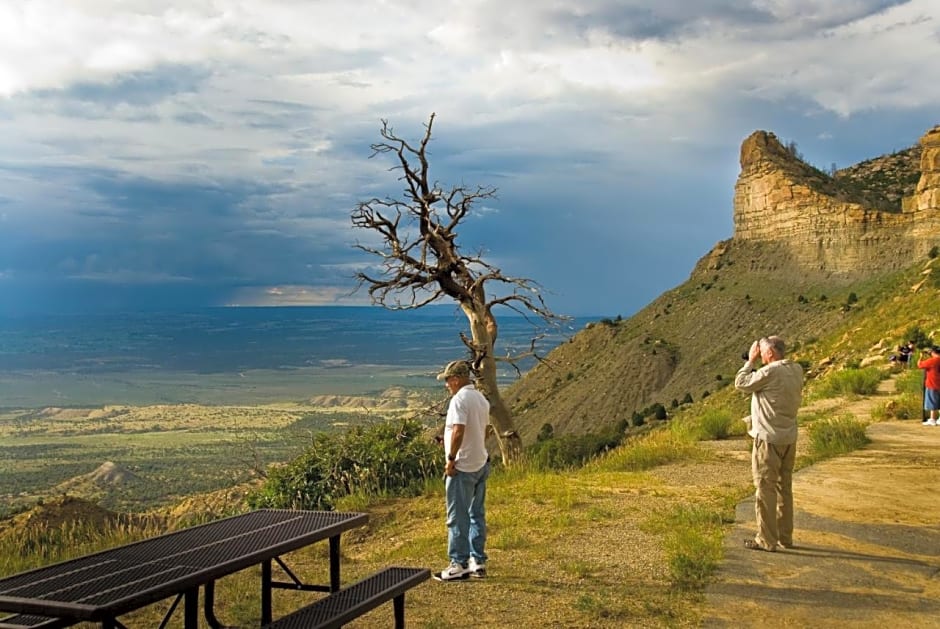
left=394, top=593, right=405, bottom=628
left=329, top=535, right=341, bottom=592
left=203, top=581, right=226, bottom=628
left=184, top=587, right=199, bottom=629
left=261, top=559, right=273, bottom=625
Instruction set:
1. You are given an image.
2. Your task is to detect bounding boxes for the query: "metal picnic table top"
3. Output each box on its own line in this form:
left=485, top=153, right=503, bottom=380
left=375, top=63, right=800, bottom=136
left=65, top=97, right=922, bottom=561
left=0, top=508, right=368, bottom=627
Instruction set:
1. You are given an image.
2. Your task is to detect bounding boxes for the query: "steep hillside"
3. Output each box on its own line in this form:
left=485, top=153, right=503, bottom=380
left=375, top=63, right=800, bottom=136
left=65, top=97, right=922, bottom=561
left=506, top=125, right=940, bottom=442
left=506, top=241, right=877, bottom=439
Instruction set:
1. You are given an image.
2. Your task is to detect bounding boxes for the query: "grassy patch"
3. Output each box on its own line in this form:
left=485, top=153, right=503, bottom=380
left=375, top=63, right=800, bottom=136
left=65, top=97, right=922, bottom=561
left=803, top=413, right=870, bottom=464
left=813, top=367, right=884, bottom=398
left=589, top=428, right=701, bottom=472
left=696, top=409, right=739, bottom=440
left=645, top=502, right=729, bottom=590
left=873, top=368, right=930, bottom=421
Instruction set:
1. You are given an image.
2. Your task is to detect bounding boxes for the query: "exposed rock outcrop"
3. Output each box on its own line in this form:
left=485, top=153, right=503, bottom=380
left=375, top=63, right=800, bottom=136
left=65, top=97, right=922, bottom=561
left=732, top=126, right=940, bottom=275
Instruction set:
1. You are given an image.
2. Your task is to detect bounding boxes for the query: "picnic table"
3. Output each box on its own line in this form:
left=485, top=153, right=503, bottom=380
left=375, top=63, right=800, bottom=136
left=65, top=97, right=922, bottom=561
left=0, top=508, right=368, bottom=628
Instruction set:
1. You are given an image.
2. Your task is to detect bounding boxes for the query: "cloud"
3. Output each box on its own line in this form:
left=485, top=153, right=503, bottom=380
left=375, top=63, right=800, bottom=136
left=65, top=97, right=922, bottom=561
left=227, top=284, right=368, bottom=307
left=0, top=0, right=937, bottom=316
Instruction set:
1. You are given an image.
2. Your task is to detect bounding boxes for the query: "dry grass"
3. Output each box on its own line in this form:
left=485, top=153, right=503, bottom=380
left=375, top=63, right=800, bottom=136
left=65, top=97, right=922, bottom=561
left=2, top=375, right=900, bottom=628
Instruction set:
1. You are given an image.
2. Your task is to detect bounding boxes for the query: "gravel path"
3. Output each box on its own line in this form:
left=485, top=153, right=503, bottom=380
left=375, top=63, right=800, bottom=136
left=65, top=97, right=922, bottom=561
left=702, top=380, right=940, bottom=628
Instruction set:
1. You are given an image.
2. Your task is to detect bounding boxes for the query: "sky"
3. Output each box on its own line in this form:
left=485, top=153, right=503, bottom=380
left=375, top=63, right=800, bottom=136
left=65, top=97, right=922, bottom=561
left=1, top=1, right=938, bottom=318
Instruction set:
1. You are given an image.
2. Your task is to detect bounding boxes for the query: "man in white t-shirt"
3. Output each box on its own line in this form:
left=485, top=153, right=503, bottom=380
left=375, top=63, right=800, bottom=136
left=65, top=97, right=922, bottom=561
left=432, top=360, right=491, bottom=581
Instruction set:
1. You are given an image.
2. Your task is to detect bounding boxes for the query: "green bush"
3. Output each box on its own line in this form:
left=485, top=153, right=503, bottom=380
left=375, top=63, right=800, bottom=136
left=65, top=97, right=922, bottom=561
left=872, top=392, right=922, bottom=421
left=905, top=326, right=931, bottom=349
left=876, top=369, right=932, bottom=421
left=525, top=430, right=623, bottom=470
left=248, top=418, right=439, bottom=510
left=698, top=409, right=736, bottom=440
left=537, top=423, right=554, bottom=442
left=645, top=504, right=726, bottom=590
left=816, top=367, right=883, bottom=397
left=806, top=414, right=870, bottom=460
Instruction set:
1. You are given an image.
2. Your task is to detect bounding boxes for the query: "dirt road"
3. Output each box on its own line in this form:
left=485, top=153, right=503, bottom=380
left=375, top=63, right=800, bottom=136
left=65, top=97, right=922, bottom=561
left=703, top=417, right=940, bottom=627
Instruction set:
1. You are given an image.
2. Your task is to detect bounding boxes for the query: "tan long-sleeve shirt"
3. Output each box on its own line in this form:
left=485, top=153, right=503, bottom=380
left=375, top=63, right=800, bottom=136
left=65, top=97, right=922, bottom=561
left=735, top=359, right=804, bottom=445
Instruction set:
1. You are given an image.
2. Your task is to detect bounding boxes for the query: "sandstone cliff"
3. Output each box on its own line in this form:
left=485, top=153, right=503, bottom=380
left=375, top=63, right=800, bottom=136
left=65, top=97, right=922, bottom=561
left=731, top=126, right=940, bottom=275
left=506, top=125, right=940, bottom=442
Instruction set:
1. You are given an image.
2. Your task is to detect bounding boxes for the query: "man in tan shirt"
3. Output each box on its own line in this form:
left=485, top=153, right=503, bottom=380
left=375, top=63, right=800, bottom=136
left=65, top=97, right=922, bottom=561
left=735, top=336, right=804, bottom=551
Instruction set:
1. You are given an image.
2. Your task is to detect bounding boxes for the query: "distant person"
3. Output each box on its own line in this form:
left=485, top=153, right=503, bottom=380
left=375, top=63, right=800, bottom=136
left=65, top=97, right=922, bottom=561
left=906, top=341, right=917, bottom=367
left=917, top=346, right=940, bottom=426
left=735, top=336, right=804, bottom=552
left=898, top=341, right=914, bottom=365
left=432, top=360, right=491, bottom=581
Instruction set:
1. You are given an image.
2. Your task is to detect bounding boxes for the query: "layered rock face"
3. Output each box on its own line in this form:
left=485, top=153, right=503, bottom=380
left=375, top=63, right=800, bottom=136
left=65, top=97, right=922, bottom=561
left=732, top=126, right=940, bottom=275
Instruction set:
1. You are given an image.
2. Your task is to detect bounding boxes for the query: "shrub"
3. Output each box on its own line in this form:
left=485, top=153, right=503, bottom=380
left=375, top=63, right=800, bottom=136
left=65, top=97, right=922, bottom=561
left=537, top=423, right=554, bottom=442
left=871, top=392, right=922, bottom=421
left=877, top=369, right=932, bottom=421
left=662, top=507, right=724, bottom=590
left=905, top=326, right=931, bottom=349
left=806, top=414, right=870, bottom=460
left=698, top=409, right=736, bottom=440
left=525, top=430, right=623, bottom=470
left=815, top=367, right=883, bottom=397
left=248, top=418, right=439, bottom=510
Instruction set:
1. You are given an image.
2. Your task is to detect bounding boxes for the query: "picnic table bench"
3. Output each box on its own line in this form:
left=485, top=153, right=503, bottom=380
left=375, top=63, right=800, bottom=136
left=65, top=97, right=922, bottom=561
left=263, top=566, right=430, bottom=629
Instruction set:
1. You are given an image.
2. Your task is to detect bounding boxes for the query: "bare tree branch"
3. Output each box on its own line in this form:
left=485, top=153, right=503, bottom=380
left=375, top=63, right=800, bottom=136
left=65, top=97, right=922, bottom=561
left=350, top=114, right=570, bottom=462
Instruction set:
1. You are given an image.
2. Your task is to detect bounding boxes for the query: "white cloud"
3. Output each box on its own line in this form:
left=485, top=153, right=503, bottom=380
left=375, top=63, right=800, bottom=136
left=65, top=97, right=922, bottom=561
left=0, top=0, right=937, bottom=315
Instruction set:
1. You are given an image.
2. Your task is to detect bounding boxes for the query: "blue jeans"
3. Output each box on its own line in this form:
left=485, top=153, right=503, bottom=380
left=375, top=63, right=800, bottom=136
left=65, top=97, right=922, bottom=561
left=445, top=461, right=490, bottom=565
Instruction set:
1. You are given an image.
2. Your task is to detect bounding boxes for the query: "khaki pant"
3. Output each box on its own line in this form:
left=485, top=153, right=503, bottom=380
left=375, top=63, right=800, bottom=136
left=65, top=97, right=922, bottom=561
left=751, top=438, right=796, bottom=549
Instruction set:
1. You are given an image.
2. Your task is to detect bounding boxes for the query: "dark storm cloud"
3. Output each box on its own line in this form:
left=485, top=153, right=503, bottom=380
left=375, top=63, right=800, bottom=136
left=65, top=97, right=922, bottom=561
left=40, top=64, right=211, bottom=107
left=0, top=0, right=937, bottom=317
left=0, top=161, right=353, bottom=300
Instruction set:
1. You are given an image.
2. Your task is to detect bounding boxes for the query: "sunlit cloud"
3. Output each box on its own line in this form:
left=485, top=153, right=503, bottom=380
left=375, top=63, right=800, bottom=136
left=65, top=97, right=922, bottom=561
left=226, top=285, right=369, bottom=307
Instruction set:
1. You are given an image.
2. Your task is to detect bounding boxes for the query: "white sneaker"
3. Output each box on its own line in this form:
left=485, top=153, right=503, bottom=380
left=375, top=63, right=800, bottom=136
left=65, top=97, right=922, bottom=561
left=468, top=556, right=486, bottom=578
left=923, top=419, right=937, bottom=426
left=432, top=561, right=469, bottom=581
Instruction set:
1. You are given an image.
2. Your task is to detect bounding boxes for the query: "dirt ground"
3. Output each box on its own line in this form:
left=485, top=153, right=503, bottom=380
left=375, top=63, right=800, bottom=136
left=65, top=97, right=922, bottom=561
left=702, top=382, right=940, bottom=628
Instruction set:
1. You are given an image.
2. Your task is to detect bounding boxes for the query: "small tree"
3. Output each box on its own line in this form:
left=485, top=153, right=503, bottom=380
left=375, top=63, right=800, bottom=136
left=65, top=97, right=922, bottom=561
left=537, top=423, right=554, bottom=442
left=351, top=114, right=566, bottom=463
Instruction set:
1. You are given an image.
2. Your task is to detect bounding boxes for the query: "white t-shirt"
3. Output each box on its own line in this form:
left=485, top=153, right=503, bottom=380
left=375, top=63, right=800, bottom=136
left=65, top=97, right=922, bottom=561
left=444, top=384, right=490, bottom=472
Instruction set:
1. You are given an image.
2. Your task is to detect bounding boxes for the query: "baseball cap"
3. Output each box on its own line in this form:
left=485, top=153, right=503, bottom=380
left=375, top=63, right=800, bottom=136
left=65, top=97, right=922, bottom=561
left=436, top=360, right=470, bottom=380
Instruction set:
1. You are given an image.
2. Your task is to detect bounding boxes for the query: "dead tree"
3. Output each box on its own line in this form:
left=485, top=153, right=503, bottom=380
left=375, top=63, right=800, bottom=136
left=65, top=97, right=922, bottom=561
left=351, top=113, right=565, bottom=464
